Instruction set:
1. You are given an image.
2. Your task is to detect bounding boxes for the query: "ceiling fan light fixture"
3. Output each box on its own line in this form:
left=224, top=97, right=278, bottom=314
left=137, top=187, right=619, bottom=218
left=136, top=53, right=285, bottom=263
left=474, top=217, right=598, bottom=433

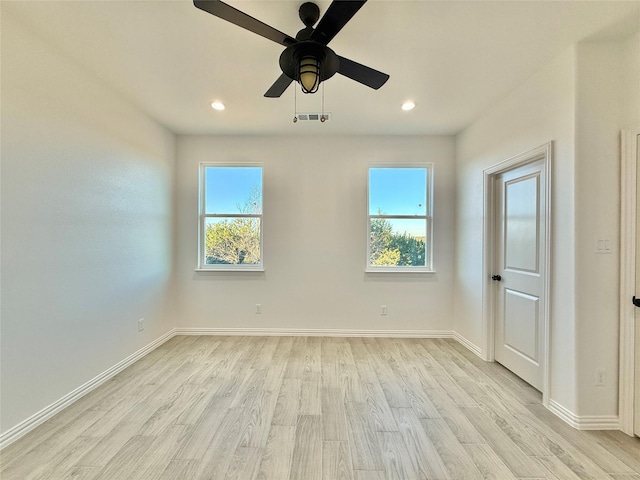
left=298, top=55, right=321, bottom=93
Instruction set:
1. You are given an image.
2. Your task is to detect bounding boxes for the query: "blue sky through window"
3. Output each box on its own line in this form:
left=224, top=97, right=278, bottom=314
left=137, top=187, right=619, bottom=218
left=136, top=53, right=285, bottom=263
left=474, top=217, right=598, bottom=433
left=369, top=168, right=427, bottom=216
left=369, top=167, right=428, bottom=237
left=205, top=166, right=262, bottom=214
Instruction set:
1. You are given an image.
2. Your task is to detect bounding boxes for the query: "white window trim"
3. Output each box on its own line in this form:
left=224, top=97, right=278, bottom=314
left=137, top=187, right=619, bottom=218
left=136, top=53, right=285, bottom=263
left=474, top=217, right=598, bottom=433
left=197, top=162, right=264, bottom=272
left=366, top=162, right=435, bottom=273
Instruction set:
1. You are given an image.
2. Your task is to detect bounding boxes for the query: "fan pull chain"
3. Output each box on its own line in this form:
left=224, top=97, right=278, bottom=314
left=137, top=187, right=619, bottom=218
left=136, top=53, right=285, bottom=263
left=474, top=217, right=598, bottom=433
left=320, top=80, right=326, bottom=123
left=293, top=81, right=298, bottom=123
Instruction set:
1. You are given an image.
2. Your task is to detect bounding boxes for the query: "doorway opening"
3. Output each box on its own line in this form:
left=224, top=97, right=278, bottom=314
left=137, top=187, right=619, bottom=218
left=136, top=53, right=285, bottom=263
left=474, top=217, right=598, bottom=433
left=482, top=142, right=552, bottom=406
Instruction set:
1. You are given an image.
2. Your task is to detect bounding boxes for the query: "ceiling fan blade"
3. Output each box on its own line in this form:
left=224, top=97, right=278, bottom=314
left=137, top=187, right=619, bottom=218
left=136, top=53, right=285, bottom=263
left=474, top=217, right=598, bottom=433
left=311, top=1, right=367, bottom=45
left=264, top=73, right=294, bottom=98
left=337, top=56, right=389, bottom=90
left=194, top=0, right=297, bottom=47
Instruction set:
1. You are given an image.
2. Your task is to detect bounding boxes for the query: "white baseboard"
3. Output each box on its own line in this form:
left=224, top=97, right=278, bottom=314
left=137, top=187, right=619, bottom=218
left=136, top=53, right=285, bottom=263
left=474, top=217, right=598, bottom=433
left=0, top=329, right=176, bottom=450
left=547, top=399, right=619, bottom=430
left=174, top=327, right=455, bottom=338
left=452, top=332, right=483, bottom=358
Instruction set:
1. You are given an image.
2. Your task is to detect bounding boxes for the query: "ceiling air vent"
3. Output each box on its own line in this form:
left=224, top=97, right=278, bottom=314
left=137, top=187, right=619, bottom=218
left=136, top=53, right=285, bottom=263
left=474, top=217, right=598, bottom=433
left=294, top=112, right=331, bottom=122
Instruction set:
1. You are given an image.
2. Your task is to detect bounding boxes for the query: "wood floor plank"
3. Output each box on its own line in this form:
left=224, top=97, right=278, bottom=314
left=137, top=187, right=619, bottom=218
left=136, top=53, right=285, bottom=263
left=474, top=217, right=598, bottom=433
left=459, top=406, right=548, bottom=478
left=124, top=424, right=192, bottom=480
left=3, top=336, right=639, bottom=480
left=193, top=406, right=246, bottom=480
left=361, top=381, right=398, bottom=432
left=344, top=402, right=383, bottom=471
left=172, top=394, right=233, bottom=460
left=289, top=415, right=322, bottom=480
left=237, top=385, right=278, bottom=448
left=409, top=372, right=486, bottom=445
left=535, top=454, right=612, bottom=480
left=471, top=393, right=552, bottom=457
left=272, top=379, right=301, bottom=426
left=323, top=441, right=354, bottom=480
left=60, top=466, right=101, bottom=480
left=322, top=387, right=349, bottom=441
left=251, top=337, right=281, bottom=368
left=300, top=374, right=322, bottom=415
left=158, top=459, right=200, bottom=480
left=392, top=407, right=450, bottom=480
left=462, top=444, right=519, bottom=480
left=75, top=422, right=143, bottom=468
left=0, top=410, right=107, bottom=480
left=32, top=436, right=101, bottom=480
left=91, top=435, right=156, bottom=480
left=353, top=471, right=386, bottom=480
left=588, top=431, right=640, bottom=473
left=420, top=418, right=485, bottom=480
left=284, top=337, right=308, bottom=379
left=366, top=345, right=412, bottom=409
left=377, top=431, right=423, bottom=480
left=525, top=404, right=637, bottom=475
left=255, top=425, right=295, bottom=480
left=224, top=446, right=263, bottom=480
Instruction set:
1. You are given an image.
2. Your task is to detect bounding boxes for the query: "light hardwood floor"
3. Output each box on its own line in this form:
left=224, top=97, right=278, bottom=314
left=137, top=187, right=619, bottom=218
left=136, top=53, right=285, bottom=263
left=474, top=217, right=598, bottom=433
left=1, top=336, right=639, bottom=480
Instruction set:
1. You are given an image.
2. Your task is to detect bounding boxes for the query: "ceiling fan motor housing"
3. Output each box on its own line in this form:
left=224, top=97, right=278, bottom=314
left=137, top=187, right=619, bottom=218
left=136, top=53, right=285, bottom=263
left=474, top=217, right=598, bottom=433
left=299, top=2, right=320, bottom=27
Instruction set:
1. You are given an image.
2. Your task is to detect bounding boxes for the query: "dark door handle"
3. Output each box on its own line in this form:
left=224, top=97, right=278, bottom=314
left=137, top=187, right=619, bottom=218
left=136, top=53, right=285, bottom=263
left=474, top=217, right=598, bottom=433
left=633, top=296, right=640, bottom=307
left=492, top=275, right=502, bottom=281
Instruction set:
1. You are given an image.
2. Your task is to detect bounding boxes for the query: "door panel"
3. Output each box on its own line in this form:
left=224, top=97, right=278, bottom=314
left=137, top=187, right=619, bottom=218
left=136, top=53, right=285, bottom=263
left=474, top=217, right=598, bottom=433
left=504, top=289, right=540, bottom=363
left=505, top=176, right=540, bottom=272
left=494, top=160, right=546, bottom=391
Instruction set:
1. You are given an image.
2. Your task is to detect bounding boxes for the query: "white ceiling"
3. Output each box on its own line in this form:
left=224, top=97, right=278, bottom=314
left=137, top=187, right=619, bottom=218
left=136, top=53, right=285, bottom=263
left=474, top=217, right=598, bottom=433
left=4, top=0, right=639, bottom=135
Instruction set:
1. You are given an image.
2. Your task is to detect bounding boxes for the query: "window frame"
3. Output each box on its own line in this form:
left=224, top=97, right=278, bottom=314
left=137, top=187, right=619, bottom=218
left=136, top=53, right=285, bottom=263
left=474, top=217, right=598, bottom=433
left=197, top=162, right=264, bottom=271
left=366, top=162, right=434, bottom=273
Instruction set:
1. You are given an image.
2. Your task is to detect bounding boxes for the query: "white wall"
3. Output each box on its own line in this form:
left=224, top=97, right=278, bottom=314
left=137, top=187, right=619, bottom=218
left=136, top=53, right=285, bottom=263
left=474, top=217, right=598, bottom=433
left=0, top=12, right=176, bottom=435
left=620, top=33, right=640, bottom=129
left=455, top=48, right=578, bottom=412
left=573, top=36, right=640, bottom=416
left=175, top=135, right=455, bottom=333
left=455, top=32, right=640, bottom=419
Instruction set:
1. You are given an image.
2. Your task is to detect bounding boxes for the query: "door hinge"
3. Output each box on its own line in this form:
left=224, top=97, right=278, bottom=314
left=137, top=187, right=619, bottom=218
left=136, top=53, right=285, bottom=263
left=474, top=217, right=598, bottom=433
left=633, top=296, right=640, bottom=307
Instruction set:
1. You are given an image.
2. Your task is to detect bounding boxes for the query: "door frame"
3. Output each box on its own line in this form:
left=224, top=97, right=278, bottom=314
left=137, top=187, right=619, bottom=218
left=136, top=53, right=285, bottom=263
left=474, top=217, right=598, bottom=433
left=482, top=142, right=552, bottom=406
left=619, top=124, right=640, bottom=436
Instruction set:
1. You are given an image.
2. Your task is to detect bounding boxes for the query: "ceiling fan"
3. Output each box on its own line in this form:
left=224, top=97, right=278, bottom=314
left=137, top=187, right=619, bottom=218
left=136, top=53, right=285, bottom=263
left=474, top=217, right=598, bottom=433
left=193, top=0, right=390, bottom=97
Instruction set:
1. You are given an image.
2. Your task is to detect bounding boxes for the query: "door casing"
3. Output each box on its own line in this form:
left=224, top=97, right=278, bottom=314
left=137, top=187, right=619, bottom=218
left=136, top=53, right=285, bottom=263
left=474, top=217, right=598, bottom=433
left=482, top=142, right=552, bottom=406
left=619, top=125, right=640, bottom=436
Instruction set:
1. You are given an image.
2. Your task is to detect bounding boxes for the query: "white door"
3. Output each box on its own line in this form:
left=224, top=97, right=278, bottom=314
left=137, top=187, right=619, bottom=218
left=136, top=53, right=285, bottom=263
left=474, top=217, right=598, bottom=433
left=634, top=134, right=640, bottom=436
left=493, top=159, right=546, bottom=391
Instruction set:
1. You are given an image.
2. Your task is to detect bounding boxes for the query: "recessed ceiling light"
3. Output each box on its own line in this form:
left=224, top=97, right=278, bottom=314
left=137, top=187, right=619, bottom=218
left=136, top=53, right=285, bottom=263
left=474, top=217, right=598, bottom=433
left=211, top=101, right=225, bottom=111
left=402, top=101, right=416, bottom=111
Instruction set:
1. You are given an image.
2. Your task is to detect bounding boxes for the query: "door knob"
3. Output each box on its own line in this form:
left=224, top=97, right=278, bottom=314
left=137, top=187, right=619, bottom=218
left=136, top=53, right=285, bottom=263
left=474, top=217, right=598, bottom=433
left=492, top=275, right=502, bottom=281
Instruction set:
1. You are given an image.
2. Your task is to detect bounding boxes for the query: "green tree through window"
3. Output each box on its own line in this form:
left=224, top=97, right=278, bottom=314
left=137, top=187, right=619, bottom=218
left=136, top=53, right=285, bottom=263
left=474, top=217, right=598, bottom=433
left=205, top=186, right=261, bottom=265
left=370, top=213, right=426, bottom=267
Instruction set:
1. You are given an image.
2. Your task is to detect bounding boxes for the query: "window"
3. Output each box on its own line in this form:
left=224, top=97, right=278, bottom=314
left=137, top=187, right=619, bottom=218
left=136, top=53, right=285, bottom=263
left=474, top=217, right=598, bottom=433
left=367, top=165, right=433, bottom=272
left=198, top=164, right=263, bottom=270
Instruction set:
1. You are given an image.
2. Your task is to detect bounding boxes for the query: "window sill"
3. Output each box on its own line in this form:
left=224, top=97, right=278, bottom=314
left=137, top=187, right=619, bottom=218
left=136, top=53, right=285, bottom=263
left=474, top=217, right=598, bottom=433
left=365, top=268, right=437, bottom=274
left=195, top=267, right=264, bottom=273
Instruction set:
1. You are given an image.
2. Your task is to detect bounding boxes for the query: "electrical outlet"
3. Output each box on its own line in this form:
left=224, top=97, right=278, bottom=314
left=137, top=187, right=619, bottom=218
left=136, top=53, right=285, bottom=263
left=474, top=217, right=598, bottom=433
left=595, top=369, right=606, bottom=386
left=138, top=318, right=144, bottom=332
left=255, top=304, right=262, bottom=314
left=381, top=305, right=387, bottom=316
